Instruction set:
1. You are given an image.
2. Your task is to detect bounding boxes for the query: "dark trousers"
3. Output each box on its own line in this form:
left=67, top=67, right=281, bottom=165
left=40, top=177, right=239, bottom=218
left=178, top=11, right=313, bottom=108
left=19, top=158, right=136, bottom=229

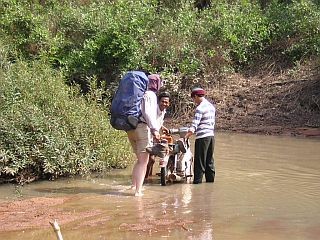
left=193, top=136, right=215, bottom=184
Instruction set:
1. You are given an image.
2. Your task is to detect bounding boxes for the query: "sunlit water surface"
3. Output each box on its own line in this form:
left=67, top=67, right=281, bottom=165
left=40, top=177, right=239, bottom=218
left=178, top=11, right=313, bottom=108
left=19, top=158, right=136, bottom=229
left=0, top=132, right=319, bottom=240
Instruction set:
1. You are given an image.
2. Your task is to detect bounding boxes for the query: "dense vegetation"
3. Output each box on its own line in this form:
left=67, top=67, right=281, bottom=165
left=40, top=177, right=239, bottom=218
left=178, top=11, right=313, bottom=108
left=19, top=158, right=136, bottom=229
left=1, top=0, right=319, bottom=183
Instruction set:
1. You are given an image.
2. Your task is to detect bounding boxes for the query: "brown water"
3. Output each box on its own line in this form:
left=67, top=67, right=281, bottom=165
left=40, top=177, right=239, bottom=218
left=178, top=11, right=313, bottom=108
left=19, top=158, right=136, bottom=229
left=0, top=132, right=319, bottom=240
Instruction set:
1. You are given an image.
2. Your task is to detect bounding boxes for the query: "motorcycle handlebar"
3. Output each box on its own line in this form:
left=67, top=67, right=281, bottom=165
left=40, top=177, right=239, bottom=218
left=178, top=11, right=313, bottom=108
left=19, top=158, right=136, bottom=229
left=169, top=128, right=179, bottom=135
left=169, top=127, right=189, bottom=138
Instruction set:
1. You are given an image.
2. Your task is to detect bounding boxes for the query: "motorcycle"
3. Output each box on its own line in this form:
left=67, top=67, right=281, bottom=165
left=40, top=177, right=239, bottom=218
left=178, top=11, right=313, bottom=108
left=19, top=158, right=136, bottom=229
left=156, top=127, right=193, bottom=186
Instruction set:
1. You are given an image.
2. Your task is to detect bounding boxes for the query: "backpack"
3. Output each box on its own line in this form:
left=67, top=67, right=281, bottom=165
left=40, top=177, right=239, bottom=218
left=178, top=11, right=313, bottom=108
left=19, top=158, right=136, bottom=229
left=110, top=71, right=149, bottom=131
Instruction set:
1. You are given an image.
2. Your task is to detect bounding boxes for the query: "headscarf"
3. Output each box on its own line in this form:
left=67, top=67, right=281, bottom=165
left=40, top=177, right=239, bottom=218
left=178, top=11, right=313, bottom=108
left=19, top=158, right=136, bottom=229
left=148, top=74, right=162, bottom=92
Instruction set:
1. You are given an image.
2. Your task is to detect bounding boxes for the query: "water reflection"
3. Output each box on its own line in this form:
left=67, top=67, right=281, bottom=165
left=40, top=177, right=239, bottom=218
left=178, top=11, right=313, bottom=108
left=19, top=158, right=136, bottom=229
left=181, top=184, right=192, bottom=208
left=0, top=132, right=319, bottom=240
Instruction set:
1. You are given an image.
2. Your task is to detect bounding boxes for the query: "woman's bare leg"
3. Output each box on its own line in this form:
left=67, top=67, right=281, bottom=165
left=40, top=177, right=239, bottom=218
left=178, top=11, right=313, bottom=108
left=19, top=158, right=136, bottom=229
left=132, top=152, right=149, bottom=196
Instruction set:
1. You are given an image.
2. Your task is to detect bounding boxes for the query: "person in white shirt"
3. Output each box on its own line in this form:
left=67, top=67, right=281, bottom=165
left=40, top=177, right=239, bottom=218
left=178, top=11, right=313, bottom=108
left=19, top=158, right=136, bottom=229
left=145, top=92, right=171, bottom=179
left=127, top=74, right=163, bottom=196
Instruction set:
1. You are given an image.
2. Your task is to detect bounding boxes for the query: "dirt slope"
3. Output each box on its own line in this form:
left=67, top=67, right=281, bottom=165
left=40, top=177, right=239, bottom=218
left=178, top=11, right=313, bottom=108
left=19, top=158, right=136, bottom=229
left=170, top=60, right=320, bottom=137
left=213, top=60, right=320, bottom=137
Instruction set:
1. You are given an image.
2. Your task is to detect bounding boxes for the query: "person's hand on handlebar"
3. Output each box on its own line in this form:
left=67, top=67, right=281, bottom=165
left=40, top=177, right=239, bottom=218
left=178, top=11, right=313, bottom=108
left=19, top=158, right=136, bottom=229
left=185, top=130, right=193, bottom=139
left=161, top=126, right=169, bottom=135
left=153, top=130, right=160, bottom=140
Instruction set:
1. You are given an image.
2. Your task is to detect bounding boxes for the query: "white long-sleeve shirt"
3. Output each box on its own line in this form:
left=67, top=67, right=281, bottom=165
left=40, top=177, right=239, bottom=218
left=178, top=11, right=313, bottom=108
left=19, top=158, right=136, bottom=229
left=156, top=106, right=166, bottom=128
left=140, top=90, right=160, bottom=132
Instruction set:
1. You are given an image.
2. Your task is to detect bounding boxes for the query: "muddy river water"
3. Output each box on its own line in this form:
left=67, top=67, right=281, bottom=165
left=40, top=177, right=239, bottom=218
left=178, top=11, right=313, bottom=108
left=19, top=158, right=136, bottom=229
left=0, top=132, right=319, bottom=240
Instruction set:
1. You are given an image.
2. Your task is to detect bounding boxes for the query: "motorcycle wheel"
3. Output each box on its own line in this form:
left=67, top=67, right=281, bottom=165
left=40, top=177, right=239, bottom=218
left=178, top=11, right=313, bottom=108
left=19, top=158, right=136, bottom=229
left=160, top=167, right=167, bottom=186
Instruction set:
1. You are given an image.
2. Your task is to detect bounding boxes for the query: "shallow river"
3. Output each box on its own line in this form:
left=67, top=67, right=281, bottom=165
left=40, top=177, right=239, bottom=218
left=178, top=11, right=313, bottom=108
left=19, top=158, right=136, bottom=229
left=0, top=132, right=319, bottom=240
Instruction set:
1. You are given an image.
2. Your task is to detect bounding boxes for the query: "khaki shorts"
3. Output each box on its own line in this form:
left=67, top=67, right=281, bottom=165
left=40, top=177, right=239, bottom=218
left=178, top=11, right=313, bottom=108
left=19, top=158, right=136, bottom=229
left=127, top=123, right=152, bottom=154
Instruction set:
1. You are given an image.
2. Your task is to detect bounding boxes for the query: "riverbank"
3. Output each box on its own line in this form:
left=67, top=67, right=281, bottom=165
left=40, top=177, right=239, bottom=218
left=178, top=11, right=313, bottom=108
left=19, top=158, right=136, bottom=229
left=168, top=60, right=320, bottom=138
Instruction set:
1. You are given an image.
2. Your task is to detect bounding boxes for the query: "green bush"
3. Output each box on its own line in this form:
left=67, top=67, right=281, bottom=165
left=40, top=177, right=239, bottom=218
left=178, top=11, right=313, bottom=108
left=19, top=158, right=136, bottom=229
left=0, top=0, right=55, bottom=59
left=199, top=1, right=271, bottom=66
left=0, top=45, right=133, bottom=183
left=1, top=0, right=320, bottom=78
left=266, top=0, right=320, bottom=62
left=56, top=0, right=159, bottom=87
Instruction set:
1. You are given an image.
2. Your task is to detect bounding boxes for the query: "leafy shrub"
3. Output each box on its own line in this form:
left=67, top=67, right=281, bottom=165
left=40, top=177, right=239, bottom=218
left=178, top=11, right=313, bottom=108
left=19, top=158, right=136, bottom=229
left=57, top=0, right=159, bottom=88
left=266, top=0, right=320, bottom=62
left=0, top=45, right=133, bottom=183
left=200, top=1, right=271, bottom=66
left=0, top=0, right=55, bottom=59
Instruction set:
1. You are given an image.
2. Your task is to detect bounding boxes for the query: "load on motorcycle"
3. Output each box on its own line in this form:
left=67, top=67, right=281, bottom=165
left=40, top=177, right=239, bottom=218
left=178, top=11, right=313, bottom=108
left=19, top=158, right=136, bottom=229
left=145, top=127, right=193, bottom=186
